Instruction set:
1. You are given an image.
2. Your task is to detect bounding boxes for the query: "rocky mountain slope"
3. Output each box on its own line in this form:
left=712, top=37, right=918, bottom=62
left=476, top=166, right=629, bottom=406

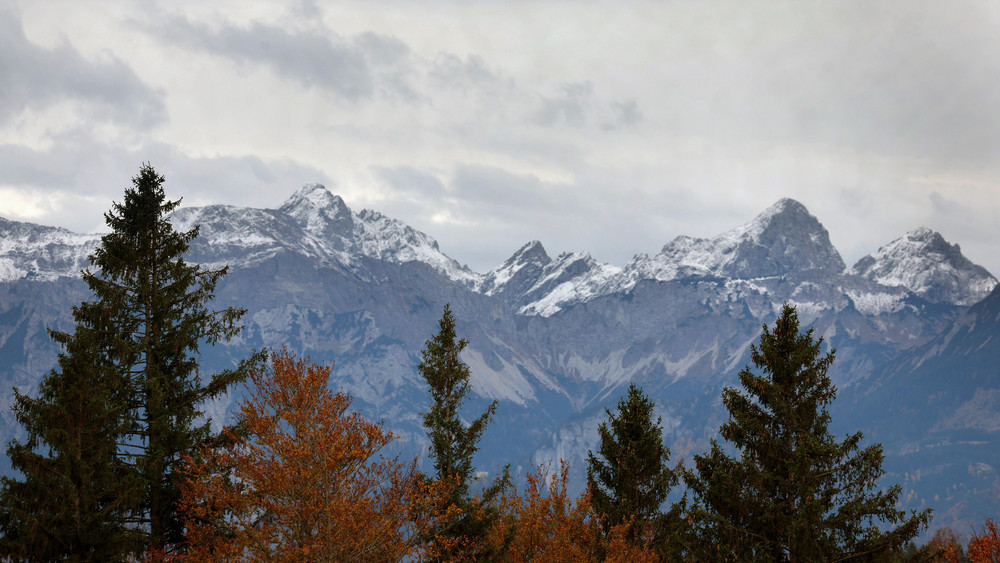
left=0, top=185, right=996, bottom=534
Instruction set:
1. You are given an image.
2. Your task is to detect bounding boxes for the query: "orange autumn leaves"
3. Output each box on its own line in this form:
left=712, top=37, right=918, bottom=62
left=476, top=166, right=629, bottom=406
left=173, top=348, right=438, bottom=561
left=492, top=463, right=659, bottom=563
left=969, top=517, right=1000, bottom=563
left=170, top=348, right=660, bottom=561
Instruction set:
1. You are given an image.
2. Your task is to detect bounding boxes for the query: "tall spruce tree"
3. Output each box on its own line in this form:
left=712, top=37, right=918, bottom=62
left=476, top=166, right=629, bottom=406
left=419, top=304, right=509, bottom=559
left=685, top=304, right=930, bottom=561
left=0, top=164, right=259, bottom=558
left=0, top=317, right=142, bottom=560
left=83, top=164, right=259, bottom=551
left=586, top=383, right=679, bottom=552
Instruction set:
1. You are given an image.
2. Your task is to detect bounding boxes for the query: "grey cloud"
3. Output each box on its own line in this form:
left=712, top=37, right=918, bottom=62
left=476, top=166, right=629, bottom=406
left=148, top=15, right=423, bottom=101
left=602, top=99, right=642, bottom=130
left=356, top=32, right=411, bottom=67
left=0, top=139, right=79, bottom=189
left=289, top=0, right=323, bottom=20
left=648, top=3, right=1000, bottom=166
left=373, top=166, right=447, bottom=199
left=429, top=54, right=499, bottom=90
left=928, top=191, right=970, bottom=218
left=534, top=82, right=592, bottom=127
left=532, top=83, right=642, bottom=132
left=151, top=16, right=376, bottom=100
left=450, top=165, right=555, bottom=210
left=0, top=127, right=331, bottom=231
left=0, top=6, right=165, bottom=128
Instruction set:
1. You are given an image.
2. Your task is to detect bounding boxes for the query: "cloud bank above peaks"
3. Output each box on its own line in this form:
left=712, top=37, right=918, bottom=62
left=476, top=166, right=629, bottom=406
left=2, top=0, right=1000, bottom=278
left=145, top=16, right=408, bottom=102
left=0, top=5, right=165, bottom=132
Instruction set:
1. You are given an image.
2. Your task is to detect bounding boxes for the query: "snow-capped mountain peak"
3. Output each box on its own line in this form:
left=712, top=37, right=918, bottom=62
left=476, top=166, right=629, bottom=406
left=1, top=184, right=479, bottom=286
left=273, top=185, right=479, bottom=284
left=508, top=240, right=551, bottom=267
left=479, top=241, right=552, bottom=297
left=280, top=183, right=350, bottom=216
left=850, top=227, right=997, bottom=306
left=627, top=198, right=845, bottom=284
left=279, top=183, right=354, bottom=240
left=706, top=197, right=845, bottom=278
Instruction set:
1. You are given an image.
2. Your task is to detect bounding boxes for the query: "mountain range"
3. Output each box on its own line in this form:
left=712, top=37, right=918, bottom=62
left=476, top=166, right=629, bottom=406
left=1, top=184, right=998, bottom=536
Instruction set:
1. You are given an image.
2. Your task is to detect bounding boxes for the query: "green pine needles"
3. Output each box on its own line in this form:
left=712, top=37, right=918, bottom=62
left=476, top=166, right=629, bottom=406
left=419, top=304, right=509, bottom=559
left=0, top=312, right=143, bottom=559
left=685, top=304, right=931, bottom=561
left=0, top=164, right=262, bottom=559
left=587, top=383, right=681, bottom=554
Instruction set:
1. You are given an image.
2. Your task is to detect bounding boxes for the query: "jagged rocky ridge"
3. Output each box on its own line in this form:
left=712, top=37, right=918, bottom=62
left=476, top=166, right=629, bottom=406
left=0, top=184, right=997, bottom=535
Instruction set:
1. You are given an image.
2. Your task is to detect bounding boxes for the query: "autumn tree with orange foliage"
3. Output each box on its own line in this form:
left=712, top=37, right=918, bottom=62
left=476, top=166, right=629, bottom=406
left=920, top=526, right=966, bottom=562
left=488, top=462, right=660, bottom=563
left=493, top=462, right=600, bottom=561
left=969, top=517, right=1000, bottom=563
left=173, top=347, right=441, bottom=561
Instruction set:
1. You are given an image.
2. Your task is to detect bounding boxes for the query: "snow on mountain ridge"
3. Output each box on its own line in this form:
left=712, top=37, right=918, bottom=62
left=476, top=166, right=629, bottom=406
left=170, top=184, right=481, bottom=284
left=505, top=198, right=848, bottom=316
left=850, top=227, right=997, bottom=306
left=480, top=241, right=551, bottom=296
left=671, top=197, right=845, bottom=279
left=518, top=256, right=622, bottom=317
left=2, top=190, right=994, bottom=314
left=278, top=183, right=354, bottom=240
left=0, top=217, right=99, bottom=281
left=0, top=184, right=479, bottom=285
left=351, top=207, right=479, bottom=284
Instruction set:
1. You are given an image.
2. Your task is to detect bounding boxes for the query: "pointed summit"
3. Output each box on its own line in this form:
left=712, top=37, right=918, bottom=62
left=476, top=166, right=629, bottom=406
left=280, top=183, right=349, bottom=215
left=505, top=241, right=552, bottom=268
left=655, top=198, right=845, bottom=279
left=279, top=183, right=354, bottom=240
left=481, top=241, right=552, bottom=297
left=851, top=228, right=997, bottom=305
left=719, top=198, right=845, bottom=278
left=735, top=198, right=824, bottom=243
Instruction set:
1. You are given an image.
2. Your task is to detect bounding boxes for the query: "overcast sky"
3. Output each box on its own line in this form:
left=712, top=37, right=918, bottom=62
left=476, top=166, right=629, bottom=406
left=3, top=0, right=1000, bottom=275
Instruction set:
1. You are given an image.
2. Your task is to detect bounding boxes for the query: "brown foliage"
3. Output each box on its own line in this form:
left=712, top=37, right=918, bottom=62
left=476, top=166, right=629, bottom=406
left=924, top=527, right=965, bottom=562
left=172, top=347, right=441, bottom=562
left=488, top=462, right=660, bottom=562
left=969, top=517, right=1000, bottom=563
left=496, top=462, right=601, bottom=561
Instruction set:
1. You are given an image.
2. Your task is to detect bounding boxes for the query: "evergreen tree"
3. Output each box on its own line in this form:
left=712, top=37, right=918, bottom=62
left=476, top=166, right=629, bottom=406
left=81, top=164, right=259, bottom=551
left=0, top=164, right=260, bottom=558
left=419, top=304, right=509, bottom=560
left=586, top=383, right=679, bottom=553
left=685, top=304, right=930, bottom=561
left=0, top=318, right=142, bottom=560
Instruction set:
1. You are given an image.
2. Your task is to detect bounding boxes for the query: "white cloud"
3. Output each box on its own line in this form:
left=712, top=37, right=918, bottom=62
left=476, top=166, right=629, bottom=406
left=3, top=0, right=1000, bottom=277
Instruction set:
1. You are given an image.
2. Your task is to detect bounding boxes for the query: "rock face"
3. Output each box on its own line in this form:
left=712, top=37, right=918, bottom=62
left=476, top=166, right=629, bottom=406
left=840, top=283, right=1000, bottom=533
left=482, top=198, right=851, bottom=318
left=652, top=197, right=846, bottom=280
left=851, top=227, right=996, bottom=306
left=0, top=186, right=997, bottom=533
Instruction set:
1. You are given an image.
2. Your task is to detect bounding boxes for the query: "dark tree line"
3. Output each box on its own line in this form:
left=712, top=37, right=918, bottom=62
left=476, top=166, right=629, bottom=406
left=411, top=303, right=932, bottom=561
